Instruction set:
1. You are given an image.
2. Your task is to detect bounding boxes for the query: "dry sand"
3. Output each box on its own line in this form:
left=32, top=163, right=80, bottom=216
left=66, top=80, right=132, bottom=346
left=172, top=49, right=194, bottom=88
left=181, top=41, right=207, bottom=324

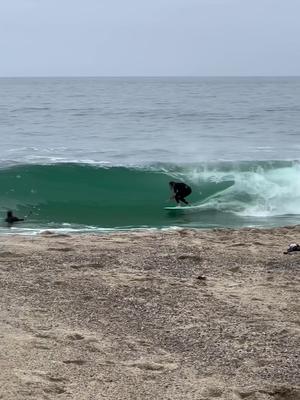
left=0, top=227, right=299, bottom=400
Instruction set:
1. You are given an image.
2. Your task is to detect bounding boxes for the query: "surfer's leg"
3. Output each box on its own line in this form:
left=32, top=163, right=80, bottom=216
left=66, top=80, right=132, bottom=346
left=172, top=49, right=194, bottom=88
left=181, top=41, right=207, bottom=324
left=181, top=188, right=191, bottom=204
left=178, top=189, right=190, bottom=204
left=176, top=194, right=188, bottom=205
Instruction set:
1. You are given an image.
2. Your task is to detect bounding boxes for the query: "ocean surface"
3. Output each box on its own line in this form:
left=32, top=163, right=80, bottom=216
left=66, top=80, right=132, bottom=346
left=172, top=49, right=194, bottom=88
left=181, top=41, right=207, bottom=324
left=1, top=77, right=300, bottom=234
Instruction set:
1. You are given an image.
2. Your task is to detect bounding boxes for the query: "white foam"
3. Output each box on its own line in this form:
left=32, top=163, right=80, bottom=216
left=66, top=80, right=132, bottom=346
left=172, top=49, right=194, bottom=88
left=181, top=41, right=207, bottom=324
left=176, top=162, right=300, bottom=217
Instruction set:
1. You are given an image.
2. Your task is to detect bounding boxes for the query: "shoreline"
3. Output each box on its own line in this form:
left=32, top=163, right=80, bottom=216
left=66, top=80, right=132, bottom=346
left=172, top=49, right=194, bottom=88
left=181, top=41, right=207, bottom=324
left=1, top=227, right=299, bottom=399
left=2, top=222, right=300, bottom=235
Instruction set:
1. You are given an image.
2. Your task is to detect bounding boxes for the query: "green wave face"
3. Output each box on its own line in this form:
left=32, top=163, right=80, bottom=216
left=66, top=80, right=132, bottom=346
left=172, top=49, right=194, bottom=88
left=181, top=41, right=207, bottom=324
left=1, top=161, right=300, bottom=230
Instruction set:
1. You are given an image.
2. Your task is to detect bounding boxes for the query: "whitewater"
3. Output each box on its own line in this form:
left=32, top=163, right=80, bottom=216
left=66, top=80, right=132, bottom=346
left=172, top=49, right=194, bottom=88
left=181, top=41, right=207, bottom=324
left=1, top=77, right=300, bottom=233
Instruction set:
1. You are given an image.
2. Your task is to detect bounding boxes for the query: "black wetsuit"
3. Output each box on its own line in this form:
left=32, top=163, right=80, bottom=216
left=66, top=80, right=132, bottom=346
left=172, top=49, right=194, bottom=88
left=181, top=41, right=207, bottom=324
left=5, top=213, right=24, bottom=224
left=172, top=183, right=192, bottom=204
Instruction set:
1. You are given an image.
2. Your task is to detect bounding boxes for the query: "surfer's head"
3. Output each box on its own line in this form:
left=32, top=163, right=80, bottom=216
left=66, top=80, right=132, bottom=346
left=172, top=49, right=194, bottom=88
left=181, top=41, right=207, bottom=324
left=169, top=181, right=175, bottom=188
left=7, top=211, right=13, bottom=218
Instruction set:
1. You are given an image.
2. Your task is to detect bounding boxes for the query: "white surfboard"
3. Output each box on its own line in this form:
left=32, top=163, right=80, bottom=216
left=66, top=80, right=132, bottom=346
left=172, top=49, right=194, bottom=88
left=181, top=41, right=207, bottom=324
left=164, top=205, right=199, bottom=210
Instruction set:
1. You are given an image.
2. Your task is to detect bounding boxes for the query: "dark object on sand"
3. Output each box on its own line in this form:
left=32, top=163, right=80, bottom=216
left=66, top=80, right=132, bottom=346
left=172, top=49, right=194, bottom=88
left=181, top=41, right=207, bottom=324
left=196, top=275, right=206, bottom=281
left=283, top=243, right=300, bottom=254
left=5, top=211, right=24, bottom=224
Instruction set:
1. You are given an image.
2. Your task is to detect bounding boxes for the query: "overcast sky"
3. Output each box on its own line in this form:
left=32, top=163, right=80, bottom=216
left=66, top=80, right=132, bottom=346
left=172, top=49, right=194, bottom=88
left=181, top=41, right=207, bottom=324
left=0, top=0, right=299, bottom=76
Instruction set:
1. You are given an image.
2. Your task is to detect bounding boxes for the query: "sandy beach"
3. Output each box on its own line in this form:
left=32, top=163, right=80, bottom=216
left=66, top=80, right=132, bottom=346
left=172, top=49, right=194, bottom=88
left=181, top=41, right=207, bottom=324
left=0, top=227, right=299, bottom=400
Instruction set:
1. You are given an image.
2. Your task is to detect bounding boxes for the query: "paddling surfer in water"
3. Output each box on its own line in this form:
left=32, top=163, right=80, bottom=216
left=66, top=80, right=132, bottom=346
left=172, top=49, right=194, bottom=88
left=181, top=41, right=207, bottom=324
left=5, top=210, right=24, bottom=225
left=169, top=181, right=192, bottom=205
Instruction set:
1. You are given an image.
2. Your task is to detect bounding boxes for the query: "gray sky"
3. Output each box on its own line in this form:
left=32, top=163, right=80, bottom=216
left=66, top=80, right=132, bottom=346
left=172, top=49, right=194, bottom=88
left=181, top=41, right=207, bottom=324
left=0, top=0, right=299, bottom=76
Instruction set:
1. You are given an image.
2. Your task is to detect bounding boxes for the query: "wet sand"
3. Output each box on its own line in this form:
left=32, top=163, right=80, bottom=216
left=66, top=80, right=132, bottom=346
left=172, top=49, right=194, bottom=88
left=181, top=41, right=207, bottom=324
left=0, top=227, right=299, bottom=400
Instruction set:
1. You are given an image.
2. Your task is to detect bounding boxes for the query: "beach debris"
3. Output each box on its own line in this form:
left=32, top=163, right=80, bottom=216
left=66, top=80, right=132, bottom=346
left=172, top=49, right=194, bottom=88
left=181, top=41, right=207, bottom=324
left=196, top=275, right=206, bottom=281
left=40, top=230, right=55, bottom=235
left=283, top=243, right=300, bottom=254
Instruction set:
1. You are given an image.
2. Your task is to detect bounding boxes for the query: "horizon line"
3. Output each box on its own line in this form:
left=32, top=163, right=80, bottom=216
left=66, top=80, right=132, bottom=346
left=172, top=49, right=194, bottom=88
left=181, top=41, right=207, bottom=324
left=0, top=75, right=300, bottom=79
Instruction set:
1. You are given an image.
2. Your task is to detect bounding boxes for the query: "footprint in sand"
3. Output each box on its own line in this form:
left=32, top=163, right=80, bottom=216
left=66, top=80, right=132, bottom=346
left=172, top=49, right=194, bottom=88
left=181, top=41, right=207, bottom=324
left=69, top=262, right=105, bottom=270
left=0, top=251, right=22, bottom=257
left=229, top=266, right=240, bottom=273
left=66, top=333, right=85, bottom=341
left=48, top=247, right=73, bottom=252
left=125, top=358, right=178, bottom=373
left=15, top=369, right=67, bottom=395
left=177, top=254, right=202, bottom=262
left=236, top=387, right=300, bottom=400
left=202, top=386, right=223, bottom=398
left=63, top=359, right=87, bottom=365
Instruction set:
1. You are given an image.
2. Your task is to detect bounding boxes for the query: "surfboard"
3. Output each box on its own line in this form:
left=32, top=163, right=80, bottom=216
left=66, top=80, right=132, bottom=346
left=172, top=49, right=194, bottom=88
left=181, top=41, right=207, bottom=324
left=164, top=205, right=199, bottom=210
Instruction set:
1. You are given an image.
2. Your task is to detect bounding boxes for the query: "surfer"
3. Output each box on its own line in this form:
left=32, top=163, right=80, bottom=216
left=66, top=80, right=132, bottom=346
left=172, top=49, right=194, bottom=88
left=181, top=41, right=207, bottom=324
left=5, top=210, right=24, bottom=225
left=169, top=181, right=192, bottom=205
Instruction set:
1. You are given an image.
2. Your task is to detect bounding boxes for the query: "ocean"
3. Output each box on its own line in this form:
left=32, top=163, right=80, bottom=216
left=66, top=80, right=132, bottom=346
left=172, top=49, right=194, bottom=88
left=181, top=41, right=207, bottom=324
left=1, top=76, right=300, bottom=234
